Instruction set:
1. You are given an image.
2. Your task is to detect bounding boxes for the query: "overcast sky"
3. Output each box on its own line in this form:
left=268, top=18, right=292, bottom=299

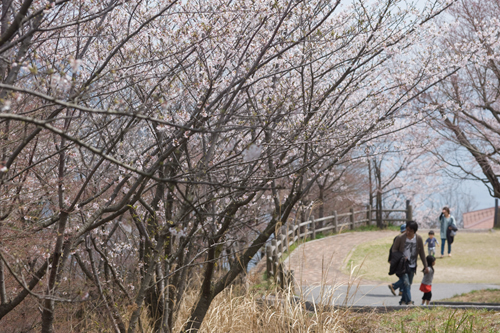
left=466, top=180, right=495, bottom=210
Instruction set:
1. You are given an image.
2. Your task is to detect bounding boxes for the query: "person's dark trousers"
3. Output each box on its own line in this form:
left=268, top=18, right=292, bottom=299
left=400, top=268, right=415, bottom=304
left=393, top=276, right=404, bottom=291
left=441, top=238, right=451, bottom=255
left=422, top=291, right=432, bottom=302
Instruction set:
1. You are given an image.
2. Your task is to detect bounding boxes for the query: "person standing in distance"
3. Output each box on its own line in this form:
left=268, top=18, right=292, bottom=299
left=391, top=220, right=429, bottom=305
left=439, top=206, right=457, bottom=258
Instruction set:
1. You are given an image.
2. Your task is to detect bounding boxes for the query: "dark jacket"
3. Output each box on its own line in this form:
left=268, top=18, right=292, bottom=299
left=391, top=233, right=428, bottom=272
left=388, top=235, right=398, bottom=263
left=447, top=224, right=458, bottom=245
left=388, top=251, right=408, bottom=277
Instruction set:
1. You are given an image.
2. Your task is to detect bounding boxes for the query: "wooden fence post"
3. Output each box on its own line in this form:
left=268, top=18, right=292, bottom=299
left=350, top=208, right=354, bottom=230
left=406, top=200, right=413, bottom=222
left=295, top=217, right=300, bottom=241
left=278, top=264, right=284, bottom=289
left=311, top=215, right=316, bottom=239
left=366, top=204, right=372, bottom=226
left=334, top=210, right=338, bottom=233
left=284, top=269, right=295, bottom=291
left=280, top=228, right=286, bottom=255
left=285, top=223, right=290, bottom=253
left=271, top=239, right=278, bottom=278
left=266, top=244, right=272, bottom=277
left=278, top=228, right=284, bottom=254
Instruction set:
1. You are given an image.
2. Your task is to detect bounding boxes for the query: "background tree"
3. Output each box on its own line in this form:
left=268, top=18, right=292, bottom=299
left=420, top=0, right=500, bottom=199
left=365, top=124, right=443, bottom=228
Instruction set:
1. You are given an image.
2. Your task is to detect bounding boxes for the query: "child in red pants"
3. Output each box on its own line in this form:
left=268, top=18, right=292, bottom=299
left=420, top=255, right=435, bottom=305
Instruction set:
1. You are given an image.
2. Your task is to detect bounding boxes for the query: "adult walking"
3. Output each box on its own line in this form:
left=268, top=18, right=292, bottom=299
left=388, top=224, right=406, bottom=296
left=391, top=221, right=429, bottom=305
left=439, top=206, right=457, bottom=258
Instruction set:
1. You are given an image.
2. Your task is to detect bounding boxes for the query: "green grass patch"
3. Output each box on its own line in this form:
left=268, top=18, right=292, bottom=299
left=343, top=307, right=500, bottom=332
left=279, top=242, right=299, bottom=263
left=315, top=232, right=326, bottom=239
left=377, top=308, right=499, bottom=332
left=342, top=232, right=500, bottom=284
left=250, top=272, right=276, bottom=294
left=343, top=223, right=400, bottom=233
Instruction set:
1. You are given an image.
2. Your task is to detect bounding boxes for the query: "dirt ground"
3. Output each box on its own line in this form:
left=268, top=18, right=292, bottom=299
left=283, top=231, right=396, bottom=286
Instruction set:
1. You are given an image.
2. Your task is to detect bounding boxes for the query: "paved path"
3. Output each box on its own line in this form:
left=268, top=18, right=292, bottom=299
left=301, top=283, right=500, bottom=306
left=283, top=230, right=500, bottom=306
left=284, top=231, right=396, bottom=285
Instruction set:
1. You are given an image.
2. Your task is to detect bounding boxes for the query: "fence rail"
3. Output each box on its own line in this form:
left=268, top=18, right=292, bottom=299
left=266, top=203, right=413, bottom=288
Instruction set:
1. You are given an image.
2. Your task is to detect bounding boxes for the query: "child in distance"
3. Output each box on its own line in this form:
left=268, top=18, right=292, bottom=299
left=425, top=230, right=439, bottom=257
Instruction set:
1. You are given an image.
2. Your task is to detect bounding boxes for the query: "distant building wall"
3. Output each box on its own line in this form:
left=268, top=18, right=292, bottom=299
left=463, top=207, right=495, bottom=229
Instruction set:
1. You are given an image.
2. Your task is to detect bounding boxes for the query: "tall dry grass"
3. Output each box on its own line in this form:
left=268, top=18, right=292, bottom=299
left=173, top=286, right=349, bottom=333
left=166, top=239, right=367, bottom=332
left=171, top=258, right=367, bottom=333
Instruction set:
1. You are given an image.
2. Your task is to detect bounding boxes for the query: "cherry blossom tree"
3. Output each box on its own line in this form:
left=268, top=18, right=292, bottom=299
left=0, top=0, right=456, bottom=332
left=419, top=0, right=500, bottom=199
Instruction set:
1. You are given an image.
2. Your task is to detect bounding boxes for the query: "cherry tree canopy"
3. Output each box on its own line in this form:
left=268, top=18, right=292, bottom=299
left=0, top=0, right=455, bottom=332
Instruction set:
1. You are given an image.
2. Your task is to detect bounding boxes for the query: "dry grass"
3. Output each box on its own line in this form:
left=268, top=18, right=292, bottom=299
left=170, top=288, right=500, bottom=333
left=173, top=286, right=346, bottom=333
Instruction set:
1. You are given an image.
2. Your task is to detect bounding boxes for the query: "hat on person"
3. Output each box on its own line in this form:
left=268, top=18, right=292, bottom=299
left=400, top=224, right=406, bottom=232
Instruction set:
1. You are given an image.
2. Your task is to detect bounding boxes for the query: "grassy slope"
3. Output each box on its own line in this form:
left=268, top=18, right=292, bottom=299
left=375, top=308, right=500, bottom=332
left=343, top=231, right=500, bottom=284
left=441, top=289, right=500, bottom=303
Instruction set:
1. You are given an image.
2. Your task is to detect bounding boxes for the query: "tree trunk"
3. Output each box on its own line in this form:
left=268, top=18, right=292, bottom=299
left=318, top=185, right=324, bottom=229
left=300, top=203, right=307, bottom=235
left=182, top=191, right=303, bottom=332
left=127, top=232, right=166, bottom=333
left=376, top=189, right=383, bottom=228
left=183, top=243, right=216, bottom=332
left=368, top=159, right=374, bottom=207
left=41, top=213, right=68, bottom=333
left=374, top=159, right=383, bottom=229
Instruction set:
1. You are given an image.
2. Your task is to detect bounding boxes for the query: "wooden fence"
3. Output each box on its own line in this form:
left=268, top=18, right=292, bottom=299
left=265, top=203, right=413, bottom=288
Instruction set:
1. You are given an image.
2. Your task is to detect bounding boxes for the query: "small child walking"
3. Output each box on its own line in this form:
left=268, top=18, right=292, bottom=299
left=424, top=230, right=439, bottom=257
left=420, top=255, right=436, bottom=305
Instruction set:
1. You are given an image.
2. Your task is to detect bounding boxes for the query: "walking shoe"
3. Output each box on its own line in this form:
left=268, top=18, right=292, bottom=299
left=388, top=284, right=396, bottom=296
